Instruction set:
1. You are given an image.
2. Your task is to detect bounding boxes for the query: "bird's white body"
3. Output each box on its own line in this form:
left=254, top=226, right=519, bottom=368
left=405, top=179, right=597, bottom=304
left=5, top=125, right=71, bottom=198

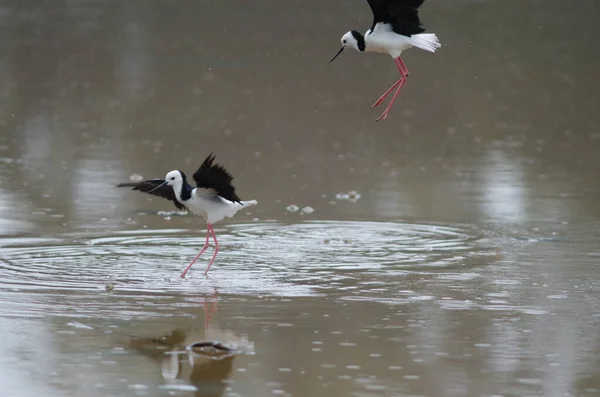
left=186, top=189, right=258, bottom=224
left=333, top=22, right=441, bottom=120
left=165, top=169, right=258, bottom=224
left=329, top=0, right=440, bottom=120
left=120, top=158, right=256, bottom=278
left=365, top=24, right=441, bottom=58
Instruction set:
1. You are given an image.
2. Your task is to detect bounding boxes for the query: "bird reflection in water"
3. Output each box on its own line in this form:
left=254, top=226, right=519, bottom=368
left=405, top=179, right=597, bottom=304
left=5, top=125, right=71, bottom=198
left=128, top=290, right=254, bottom=397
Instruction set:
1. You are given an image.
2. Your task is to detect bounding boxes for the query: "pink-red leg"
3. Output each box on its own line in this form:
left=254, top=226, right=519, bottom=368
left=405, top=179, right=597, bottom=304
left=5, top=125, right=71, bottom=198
left=397, top=57, right=409, bottom=77
left=201, top=289, right=219, bottom=330
left=203, top=223, right=220, bottom=276
left=370, top=78, right=403, bottom=109
left=375, top=57, right=409, bottom=121
left=180, top=224, right=211, bottom=278
left=371, top=57, right=408, bottom=109
left=376, top=77, right=406, bottom=121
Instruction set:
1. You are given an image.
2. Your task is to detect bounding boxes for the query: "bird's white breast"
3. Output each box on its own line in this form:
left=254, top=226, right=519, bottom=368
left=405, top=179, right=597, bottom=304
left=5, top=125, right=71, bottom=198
left=185, top=188, right=249, bottom=223
left=365, top=24, right=414, bottom=58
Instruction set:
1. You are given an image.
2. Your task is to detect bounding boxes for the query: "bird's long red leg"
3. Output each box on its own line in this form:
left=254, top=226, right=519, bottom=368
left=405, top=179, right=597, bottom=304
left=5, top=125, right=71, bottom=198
left=377, top=73, right=407, bottom=121
left=203, top=297, right=210, bottom=330
left=376, top=57, right=408, bottom=121
left=180, top=225, right=211, bottom=278
left=201, top=290, right=219, bottom=330
left=371, top=57, right=407, bottom=109
left=397, top=57, right=409, bottom=77
left=203, top=223, right=220, bottom=276
left=370, top=79, right=403, bottom=109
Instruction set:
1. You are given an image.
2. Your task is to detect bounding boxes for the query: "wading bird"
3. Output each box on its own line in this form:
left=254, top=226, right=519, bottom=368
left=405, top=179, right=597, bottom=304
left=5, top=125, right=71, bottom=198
left=117, top=154, right=257, bottom=278
left=329, top=0, right=441, bottom=121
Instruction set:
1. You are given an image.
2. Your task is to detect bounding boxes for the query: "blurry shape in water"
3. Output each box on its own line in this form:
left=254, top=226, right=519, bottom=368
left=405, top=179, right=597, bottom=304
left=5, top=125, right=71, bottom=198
left=336, top=190, right=361, bottom=203
left=130, top=328, right=238, bottom=392
left=286, top=205, right=314, bottom=214
left=157, top=210, right=188, bottom=217
left=301, top=206, right=314, bottom=215
left=328, top=0, right=441, bottom=121
left=116, top=153, right=258, bottom=278
left=129, top=173, right=144, bottom=182
left=128, top=292, right=253, bottom=393
left=286, top=204, right=300, bottom=213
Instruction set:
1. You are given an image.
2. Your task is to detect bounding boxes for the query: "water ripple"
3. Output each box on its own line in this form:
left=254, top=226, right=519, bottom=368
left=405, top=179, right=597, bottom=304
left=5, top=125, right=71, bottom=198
left=0, top=221, right=497, bottom=318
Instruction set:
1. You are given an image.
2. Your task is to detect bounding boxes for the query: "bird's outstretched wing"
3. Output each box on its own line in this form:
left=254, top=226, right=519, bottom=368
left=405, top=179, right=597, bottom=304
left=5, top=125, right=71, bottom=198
left=116, top=179, right=187, bottom=210
left=367, top=0, right=426, bottom=36
left=192, top=153, right=242, bottom=204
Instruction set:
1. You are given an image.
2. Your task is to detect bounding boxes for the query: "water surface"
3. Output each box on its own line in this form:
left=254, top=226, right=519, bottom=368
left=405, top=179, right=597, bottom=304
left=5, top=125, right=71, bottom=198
left=1, top=1, right=600, bottom=396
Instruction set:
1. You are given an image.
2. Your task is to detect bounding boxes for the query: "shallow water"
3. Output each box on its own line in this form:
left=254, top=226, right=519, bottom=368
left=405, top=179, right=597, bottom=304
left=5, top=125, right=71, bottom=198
left=1, top=1, right=600, bottom=396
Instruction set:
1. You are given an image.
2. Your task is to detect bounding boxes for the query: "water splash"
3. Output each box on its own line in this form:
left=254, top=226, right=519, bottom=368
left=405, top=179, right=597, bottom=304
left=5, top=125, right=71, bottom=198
left=0, top=220, right=500, bottom=319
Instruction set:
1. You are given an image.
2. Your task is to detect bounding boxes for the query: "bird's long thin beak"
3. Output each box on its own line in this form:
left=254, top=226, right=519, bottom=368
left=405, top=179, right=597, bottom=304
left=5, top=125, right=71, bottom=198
left=147, top=180, right=167, bottom=193
left=329, top=46, right=345, bottom=64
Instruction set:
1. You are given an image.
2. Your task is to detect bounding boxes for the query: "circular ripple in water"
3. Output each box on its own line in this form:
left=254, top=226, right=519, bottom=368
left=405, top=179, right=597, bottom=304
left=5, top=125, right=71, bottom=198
left=0, top=221, right=495, bottom=318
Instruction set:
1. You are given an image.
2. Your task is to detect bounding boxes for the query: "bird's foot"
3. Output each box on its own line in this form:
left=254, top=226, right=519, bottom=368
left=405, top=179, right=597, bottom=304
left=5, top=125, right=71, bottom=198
left=376, top=108, right=391, bottom=121
left=371, top=78, right=404, bottom=109
left=370, top=96, right=387, bottom=109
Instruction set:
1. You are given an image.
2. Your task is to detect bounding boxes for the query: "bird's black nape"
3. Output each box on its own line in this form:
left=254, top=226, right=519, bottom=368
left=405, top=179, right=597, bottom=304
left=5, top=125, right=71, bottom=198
left=176, top=170, right=193, bottom=201
left=330, top=30, right=366, bottom=64
left=193, top=153, right=242, bottom=204
left=350, top=30, right=366, bottom=51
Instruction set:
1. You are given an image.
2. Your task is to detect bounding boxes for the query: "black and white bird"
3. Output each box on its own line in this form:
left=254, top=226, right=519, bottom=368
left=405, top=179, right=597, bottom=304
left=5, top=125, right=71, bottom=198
left=329, top=0, right=441, bottom=121
left=117, top=154, right=257, bottom=278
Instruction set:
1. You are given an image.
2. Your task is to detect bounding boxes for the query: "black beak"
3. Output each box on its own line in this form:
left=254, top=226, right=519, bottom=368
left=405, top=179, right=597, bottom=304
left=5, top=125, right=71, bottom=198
left=329, top=46, right=345, bottom=64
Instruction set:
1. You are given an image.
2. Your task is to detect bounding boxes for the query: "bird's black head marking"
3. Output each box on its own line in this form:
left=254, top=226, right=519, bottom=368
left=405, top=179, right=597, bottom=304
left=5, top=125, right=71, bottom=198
left=350, top=30, right=366, bottom=52
left=176, top=170, right=193, bottom=201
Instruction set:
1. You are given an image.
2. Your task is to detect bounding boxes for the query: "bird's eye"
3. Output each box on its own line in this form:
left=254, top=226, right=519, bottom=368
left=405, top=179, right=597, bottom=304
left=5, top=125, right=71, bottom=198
left=343, top=40, right=347, bottom=44
left=170, top=177, right=175, bottom=180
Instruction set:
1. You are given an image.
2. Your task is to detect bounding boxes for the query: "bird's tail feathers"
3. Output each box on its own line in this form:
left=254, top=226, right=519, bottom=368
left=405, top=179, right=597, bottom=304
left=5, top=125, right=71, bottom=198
left=240, top=200, right=258, bottom=207
left=410, top=33, right=441, bottom=53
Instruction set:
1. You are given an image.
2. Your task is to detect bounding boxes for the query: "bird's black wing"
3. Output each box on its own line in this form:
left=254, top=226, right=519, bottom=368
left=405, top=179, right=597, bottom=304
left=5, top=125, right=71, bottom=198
left=367, top=0, right=426, bottom=36
left=116, top=179, right=187, bottom=210
left=192, top=153, right=242, bottom=204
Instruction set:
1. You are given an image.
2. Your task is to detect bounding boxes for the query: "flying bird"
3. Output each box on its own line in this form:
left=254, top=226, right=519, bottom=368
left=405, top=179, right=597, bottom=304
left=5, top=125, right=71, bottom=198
left=117, top=154, right=258, bottom=278
left=329, top=0, right=441, bottom=121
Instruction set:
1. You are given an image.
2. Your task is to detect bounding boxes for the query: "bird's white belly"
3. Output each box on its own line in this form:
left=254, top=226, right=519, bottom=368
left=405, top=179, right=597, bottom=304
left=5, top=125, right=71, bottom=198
left=185, top=197, right=209, bottom=219
left=184, top=192, right=247, bottom=224
left=366, top=28, right=414, bottom=58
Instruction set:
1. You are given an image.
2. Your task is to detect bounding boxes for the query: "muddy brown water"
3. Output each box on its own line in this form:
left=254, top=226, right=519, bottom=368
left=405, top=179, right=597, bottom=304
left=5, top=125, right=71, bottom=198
left=1, top=1, right=600, bottom=396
